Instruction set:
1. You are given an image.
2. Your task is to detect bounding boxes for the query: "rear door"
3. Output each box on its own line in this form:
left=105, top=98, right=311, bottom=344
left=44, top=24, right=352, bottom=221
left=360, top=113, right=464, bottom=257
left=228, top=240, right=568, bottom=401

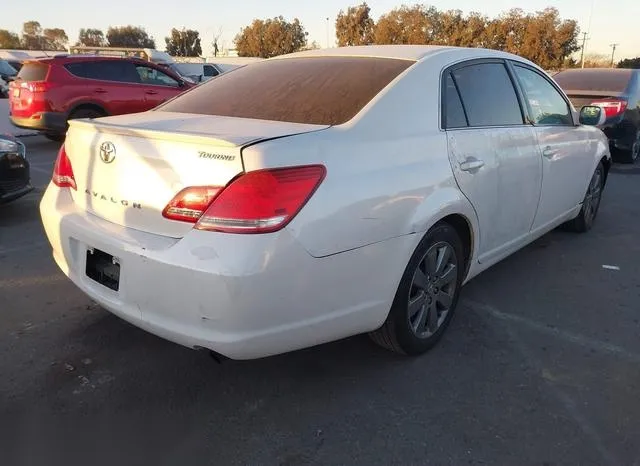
left=510, top=62, right=593, bottom=230
left=444, top=60, right=543, bottom=263
left=65, top=60, right=149, bottom=115
left=133, top=64, right=184, bottom=109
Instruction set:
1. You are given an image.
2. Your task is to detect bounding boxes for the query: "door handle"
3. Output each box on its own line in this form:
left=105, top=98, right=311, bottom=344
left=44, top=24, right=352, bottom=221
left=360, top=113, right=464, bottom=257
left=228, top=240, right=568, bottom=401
left=94, top=88, right=107, bottom=94
left=459, top=157, right=485, bottom=172
left=542, top=146, right=557, bottom=158
left=145, top=90, right=159, bottom=95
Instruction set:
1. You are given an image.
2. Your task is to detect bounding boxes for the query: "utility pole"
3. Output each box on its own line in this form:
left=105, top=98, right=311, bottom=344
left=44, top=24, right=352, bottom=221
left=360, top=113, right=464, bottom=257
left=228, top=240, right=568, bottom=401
left=610, top=43, right=619, bottom=67
left=326, top=17, right=330, bottom=49
left=579, top=32, right=589, bottom=68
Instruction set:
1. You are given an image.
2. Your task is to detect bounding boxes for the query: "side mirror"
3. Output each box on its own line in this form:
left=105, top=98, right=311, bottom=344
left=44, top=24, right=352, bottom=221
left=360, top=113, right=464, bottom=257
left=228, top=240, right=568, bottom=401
left=579, top=105, right=606, bottom=126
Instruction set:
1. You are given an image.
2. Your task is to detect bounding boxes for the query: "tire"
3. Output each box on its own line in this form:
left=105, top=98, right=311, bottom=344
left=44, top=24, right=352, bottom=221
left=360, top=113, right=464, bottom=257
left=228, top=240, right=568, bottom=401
left=44, top=133, right=65, bottom=142
left=370, top=222, right=465, bottom=355
left=564, top=161, right=605, bottom=233
left=68, top=107, right=105, bottom=121
left=48, top=108, right=106, bottom=143
left=613, top=133, right=639, bottom=164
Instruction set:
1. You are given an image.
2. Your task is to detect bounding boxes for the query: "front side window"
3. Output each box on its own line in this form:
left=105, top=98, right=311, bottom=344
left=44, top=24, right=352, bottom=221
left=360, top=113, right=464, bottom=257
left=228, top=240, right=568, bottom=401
left=513, top=65, right=573, bottom=126
left=451, top=62, right=524, bottom=127
left=136, top=65, right=180, bottom=87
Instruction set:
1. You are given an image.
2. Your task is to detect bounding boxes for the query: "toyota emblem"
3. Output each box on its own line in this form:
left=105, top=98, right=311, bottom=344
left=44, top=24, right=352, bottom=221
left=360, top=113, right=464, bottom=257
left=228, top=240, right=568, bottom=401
left=99, top=141, right=116, bottom=164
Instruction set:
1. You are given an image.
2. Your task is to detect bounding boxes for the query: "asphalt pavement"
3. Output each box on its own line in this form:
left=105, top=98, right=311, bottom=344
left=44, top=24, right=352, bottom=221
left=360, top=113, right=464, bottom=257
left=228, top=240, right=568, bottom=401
left=1, top=136, right=639, bottom=466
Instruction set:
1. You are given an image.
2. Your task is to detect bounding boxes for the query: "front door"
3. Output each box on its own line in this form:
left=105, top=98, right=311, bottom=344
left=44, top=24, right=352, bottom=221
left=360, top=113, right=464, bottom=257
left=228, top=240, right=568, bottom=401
left=443, top=60, right=543, bottom=262
left=510, top=63, right=594, bottom=230
left=134, top=64, right=183, bottom=110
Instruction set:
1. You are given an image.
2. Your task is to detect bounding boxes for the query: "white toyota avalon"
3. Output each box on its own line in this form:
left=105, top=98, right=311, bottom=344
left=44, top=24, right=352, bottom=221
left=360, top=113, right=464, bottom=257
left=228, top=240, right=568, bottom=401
left=40, top=45, right=610, bottom=360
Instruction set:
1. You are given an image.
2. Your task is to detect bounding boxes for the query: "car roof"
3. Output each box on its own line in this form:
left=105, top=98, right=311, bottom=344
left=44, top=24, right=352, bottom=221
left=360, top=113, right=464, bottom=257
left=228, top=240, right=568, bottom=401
left=274, top=45, right=534, bottom=66
left=24, top=55, right=151, bottom=65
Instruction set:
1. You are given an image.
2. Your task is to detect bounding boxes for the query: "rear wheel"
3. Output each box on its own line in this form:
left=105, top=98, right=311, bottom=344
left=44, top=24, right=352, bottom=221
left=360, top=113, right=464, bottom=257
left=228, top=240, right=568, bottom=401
left=565, top=161, right=604, bottom=233
left=370, top=222, right=465, bottom=355
left=49, top=108, right=106, bottom=143
left=69, top=107, right=105, bottom=121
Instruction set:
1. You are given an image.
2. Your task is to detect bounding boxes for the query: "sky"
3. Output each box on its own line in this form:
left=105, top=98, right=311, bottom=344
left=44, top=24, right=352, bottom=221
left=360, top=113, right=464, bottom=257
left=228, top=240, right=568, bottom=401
left=1, top=0, right=637, bottom=60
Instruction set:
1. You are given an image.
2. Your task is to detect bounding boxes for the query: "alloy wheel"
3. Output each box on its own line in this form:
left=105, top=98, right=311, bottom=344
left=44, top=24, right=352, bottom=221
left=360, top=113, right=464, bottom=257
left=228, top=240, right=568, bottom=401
left=408, top=241, right=458, bottom=338
left=583, top=165, right=603, bottom=225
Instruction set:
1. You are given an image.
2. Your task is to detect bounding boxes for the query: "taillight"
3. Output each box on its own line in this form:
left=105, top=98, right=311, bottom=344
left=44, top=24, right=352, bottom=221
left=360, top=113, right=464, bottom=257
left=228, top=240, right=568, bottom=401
left=162, top=165, right=326, bottom=234
left=52, top=144, right=76, bottom=190
left=27, top=81, right=52, bottom=93
left=591, top=99, right=628, bottom=119
left=162, top=186, right=221, bottom=223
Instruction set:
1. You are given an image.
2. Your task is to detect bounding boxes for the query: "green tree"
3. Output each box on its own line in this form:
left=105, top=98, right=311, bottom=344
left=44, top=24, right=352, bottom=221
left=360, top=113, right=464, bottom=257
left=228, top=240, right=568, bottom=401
left=43, top=28, right=68, bottom=50
left=165, top=28, right=202, bottom=57
left=106, top=26, right=155, bottom=48
left=335, top=3, right=375, bottom=46
left=76, top=28, right=107, bottom=47
left=234, top=16, right=307, bottom=58
left=21, top=21, right=45, bottom=49
left=0, top=29, right=21, bottom=49
left=373, top=5, right=440, bottom=44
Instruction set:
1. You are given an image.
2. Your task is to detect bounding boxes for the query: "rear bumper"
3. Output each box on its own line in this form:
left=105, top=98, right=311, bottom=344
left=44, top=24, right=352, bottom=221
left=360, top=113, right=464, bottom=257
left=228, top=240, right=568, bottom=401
left=9, top=112, right=67, bottom=134
left=40, top=184, right=409, bottom=359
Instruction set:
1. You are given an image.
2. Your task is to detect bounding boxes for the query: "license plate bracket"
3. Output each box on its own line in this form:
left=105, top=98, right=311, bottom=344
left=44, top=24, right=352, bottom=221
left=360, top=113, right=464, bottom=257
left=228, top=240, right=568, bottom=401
left=86, top=248, right=120, bottom=291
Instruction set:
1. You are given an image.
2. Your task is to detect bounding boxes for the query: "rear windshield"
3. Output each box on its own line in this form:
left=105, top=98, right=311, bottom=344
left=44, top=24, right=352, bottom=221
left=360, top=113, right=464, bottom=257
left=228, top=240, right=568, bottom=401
left=553, top=69, right=633, bottom=93
left=158, top=56, right=414, bottom=125
left=17, top=62, right=49, bottom=82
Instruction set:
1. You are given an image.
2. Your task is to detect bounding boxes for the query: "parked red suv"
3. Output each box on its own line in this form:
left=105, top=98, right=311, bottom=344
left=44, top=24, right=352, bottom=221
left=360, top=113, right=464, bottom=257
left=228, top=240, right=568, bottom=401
left=9, top=55, right=194, bottom=141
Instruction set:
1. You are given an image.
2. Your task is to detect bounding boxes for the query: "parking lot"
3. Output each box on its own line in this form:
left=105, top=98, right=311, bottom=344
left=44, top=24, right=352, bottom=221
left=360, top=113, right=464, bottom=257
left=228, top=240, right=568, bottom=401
left=1, top=136, right=640, bottom=465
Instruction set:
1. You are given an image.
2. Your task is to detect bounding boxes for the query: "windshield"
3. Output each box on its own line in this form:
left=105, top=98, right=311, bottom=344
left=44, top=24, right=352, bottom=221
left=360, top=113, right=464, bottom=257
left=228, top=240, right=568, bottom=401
left=554, top=69, right=633, bottom=93
left=0, top=60, right=17, bottom=76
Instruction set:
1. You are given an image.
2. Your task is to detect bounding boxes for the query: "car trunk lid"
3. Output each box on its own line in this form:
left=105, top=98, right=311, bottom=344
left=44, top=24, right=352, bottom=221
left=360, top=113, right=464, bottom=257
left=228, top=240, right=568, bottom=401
left=64, top=111, right=329, bottom=238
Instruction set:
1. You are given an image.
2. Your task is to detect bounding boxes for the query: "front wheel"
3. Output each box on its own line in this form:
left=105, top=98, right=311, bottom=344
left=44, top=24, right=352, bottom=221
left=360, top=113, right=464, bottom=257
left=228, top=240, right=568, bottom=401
left=564, top=161, right=605, bottom=233
left=370, top=222, right=465, bottom=355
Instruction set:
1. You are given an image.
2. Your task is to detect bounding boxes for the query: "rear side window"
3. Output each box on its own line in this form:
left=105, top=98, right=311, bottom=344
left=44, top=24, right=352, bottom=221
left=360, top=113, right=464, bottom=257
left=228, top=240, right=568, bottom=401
left=443, top=73, right=467, bottom=128
left=158, top=57, right=413, bottom=125
left=65, top=61, right=140, bottom=84
left=553, top=69, right=632, bottom=93
left=203, top=65, right=219, bottom=77
left=17, top=63, right=49, bottom=81
left=451, top=63, right=524, bottom=127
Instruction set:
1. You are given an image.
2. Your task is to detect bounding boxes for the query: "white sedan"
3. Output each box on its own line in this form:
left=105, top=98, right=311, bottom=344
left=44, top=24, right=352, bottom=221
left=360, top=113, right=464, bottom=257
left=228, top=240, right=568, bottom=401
left=40, top=45, right=610, bottom=360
